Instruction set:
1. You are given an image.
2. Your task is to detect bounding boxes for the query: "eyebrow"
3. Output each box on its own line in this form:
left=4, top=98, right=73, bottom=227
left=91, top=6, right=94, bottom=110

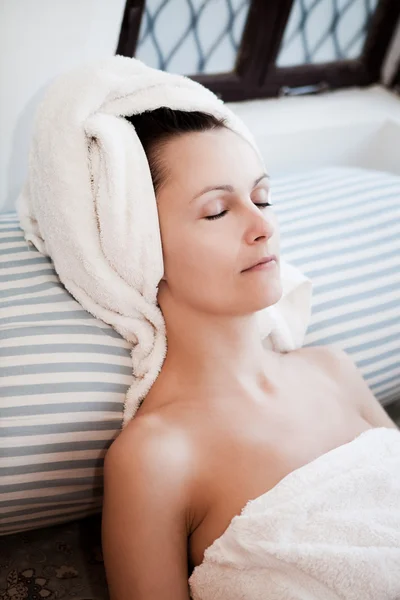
left=191, top=173, right=269, bottom=202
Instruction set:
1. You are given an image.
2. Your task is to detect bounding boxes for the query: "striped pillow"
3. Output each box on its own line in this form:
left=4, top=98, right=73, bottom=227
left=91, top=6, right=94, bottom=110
left=0, top=215, right=133, bottom=536
left=1, top=166, right=399, bottom=536
left=276, top=167, right=399, bottom=406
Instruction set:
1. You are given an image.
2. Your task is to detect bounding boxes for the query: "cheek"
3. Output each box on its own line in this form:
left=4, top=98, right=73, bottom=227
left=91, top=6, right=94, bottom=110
left=163, top=226, right=237, bottom=282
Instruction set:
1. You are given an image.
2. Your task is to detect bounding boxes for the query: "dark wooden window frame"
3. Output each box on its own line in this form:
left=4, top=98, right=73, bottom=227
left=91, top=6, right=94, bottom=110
left=116, top=0, right=400, bottom=102
left=390, top=55, right=400, bottom=90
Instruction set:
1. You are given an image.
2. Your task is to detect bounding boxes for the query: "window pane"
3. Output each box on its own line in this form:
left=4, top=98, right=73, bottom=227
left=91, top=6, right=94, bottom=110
left=135, top=0, right=250, bottom=75
left=276, top=0, right=379, bottom=67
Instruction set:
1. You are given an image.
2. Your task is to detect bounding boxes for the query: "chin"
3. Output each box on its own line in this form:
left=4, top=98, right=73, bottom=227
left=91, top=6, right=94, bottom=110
left=240, top=290, right=282, bottom=315
left=254, top=282, right=283, bottom=310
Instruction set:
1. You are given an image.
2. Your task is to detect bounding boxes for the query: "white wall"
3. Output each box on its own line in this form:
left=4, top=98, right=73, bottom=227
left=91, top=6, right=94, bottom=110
left=0, top=0, right=126, bottom=213
left=229, top=86, right=400, bottom=177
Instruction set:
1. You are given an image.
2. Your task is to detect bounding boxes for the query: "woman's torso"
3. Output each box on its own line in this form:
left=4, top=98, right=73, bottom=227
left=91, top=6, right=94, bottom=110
left=135, top=346, right=371, bottom=577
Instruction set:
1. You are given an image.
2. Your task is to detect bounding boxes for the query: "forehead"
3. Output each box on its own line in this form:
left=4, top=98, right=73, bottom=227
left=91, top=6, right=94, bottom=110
left=159, top=127, right=263, bottom=196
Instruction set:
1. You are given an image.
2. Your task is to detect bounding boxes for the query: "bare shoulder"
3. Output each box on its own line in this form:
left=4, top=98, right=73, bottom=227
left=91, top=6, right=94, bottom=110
left=295, top=344, right=348, bottom=368
left=295, top=345, right=366, bottom=385
left=290, top=344, right=350, bottom=379
left=298, top=343, right=368, bottom=393
left=102, top=413, right=197, bottom=600
left=104, top=410, right=197, bottom=513
left=299, top=345, right=398, bottom=429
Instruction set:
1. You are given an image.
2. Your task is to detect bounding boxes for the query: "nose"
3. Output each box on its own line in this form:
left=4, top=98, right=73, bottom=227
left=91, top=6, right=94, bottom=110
left=243, top=202, right=276, bottom=245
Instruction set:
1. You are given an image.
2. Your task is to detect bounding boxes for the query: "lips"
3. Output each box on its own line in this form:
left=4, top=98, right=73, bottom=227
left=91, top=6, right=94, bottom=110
left=242, top=254, right=277, bottom=272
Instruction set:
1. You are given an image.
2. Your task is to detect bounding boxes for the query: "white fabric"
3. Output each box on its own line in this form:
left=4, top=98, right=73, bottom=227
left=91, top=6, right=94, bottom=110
left=189, top=427, right=400, bottom=600
left=16, top=55, right=312, bottom=427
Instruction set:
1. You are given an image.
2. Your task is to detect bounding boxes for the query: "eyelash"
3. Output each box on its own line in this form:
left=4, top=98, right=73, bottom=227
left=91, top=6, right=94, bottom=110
left=205, top=202, right=273, bottom=221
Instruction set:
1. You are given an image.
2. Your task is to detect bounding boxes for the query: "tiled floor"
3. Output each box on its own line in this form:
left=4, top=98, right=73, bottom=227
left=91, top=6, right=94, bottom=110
left=0, top=514, right=108, bottom=600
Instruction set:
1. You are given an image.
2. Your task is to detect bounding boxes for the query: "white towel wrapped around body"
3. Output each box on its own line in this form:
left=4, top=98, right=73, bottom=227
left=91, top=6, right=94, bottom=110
left=17, top=55, right=312, bottom=427
left=189, top=427, right=400, bottom=600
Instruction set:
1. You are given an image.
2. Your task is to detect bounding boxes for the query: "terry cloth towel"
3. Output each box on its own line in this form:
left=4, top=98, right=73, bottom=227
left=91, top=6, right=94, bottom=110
left=188, top=427, right=400, bottom=600
left=16, top=55, right=312, bottom=427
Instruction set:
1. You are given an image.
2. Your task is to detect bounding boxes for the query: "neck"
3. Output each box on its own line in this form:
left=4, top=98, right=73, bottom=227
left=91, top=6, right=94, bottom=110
left=159, top=294, right=281, bottom=397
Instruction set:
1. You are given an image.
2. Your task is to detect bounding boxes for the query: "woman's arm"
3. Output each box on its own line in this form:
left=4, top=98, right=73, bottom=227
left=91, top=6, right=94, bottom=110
left=102, top=419, right=193, bottom=600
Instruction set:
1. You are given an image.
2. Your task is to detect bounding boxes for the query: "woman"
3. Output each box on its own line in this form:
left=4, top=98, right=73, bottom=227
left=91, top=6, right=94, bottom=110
left=101, top=108, right=397, bottom=600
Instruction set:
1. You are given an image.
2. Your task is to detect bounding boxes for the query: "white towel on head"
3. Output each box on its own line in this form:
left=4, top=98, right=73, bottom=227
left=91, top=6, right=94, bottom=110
left=17, top=55, right=312, bottom=427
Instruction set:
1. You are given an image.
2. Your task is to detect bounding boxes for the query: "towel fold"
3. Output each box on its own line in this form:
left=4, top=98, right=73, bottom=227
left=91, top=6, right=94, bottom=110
left=189, top=427, right=400, bottom=600
left=17, top=55, right=312, bottom=427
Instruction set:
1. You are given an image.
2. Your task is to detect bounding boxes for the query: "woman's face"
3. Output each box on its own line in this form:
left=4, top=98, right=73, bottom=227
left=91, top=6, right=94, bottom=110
left=155, top=126, right=282, bottom=316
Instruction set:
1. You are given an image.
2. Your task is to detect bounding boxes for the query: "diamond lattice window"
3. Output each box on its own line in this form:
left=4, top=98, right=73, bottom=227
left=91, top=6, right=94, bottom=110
left=135, top=0, right=250, bottom=75
left=277, top=0, right=379, bottom=67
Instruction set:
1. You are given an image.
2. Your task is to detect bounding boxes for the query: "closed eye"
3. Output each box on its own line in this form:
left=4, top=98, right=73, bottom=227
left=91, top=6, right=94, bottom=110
left=205, top=201, right=272, bottom=221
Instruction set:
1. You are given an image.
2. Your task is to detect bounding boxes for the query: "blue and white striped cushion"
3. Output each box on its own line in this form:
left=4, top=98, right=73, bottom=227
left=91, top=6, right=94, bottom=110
left=0, top=214, right=132, bottom=535
left=1, top=166, right=399, bottom=536
left=274, top=167, right=399, bottom=405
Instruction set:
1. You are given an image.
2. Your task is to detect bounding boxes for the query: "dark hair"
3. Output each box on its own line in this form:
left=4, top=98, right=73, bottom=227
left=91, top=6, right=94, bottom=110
left=126, top=107, right=227, bottom=193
